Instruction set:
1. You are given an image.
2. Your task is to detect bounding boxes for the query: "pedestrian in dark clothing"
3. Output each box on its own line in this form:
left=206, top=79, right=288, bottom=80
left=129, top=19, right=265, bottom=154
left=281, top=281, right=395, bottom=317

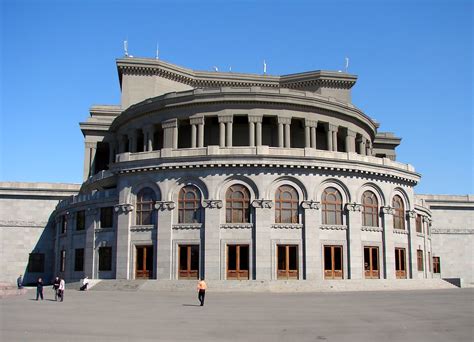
left=17, top=275, right=23, bottom=289
left=197, top=278, right=207, bottom=306
left=52, top=276, right=60, bottom=301
left=36, top=277, right=44, bottom=300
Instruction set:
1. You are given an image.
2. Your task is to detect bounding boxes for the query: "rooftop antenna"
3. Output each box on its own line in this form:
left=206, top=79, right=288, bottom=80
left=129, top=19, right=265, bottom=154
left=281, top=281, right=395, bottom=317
left=345, top=57, right=349, bottom=73
left=156, top=42, right=160, bottom=60
left=263, top=60, right=267, bottom=75
left=123, top=39, right=129, bottom=57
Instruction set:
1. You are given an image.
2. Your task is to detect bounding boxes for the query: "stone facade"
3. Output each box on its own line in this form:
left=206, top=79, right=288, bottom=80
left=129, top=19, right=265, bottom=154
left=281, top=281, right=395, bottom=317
left=1, top=57, right=472, bottom=286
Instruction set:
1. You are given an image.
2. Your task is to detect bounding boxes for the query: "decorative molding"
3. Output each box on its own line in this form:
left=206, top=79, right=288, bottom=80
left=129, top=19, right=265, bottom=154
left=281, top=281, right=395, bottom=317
left=327, top=123, right=338, bottom=132
left=361, top=226, right=383, bottom=232
left=0, top=220, right=48, bottom=228
left=114, top=203, right=134, bottom=214
left=416, top=233, right=425, bottom=238
left=86, top=207, right=99, bottom=216
left=95, top=227, right=114, bottom=234
left=248, top=115, right=263, bottom=123
left=154, top=201, right=175, bottom=211
left=161, top=118, right=178, bottom=129
left=220, top=223, right=253, bottom=229
left=406, top=210, right=416, bottom=219
left=320, top=225, right=348, bottom=231
left=189, top=116, right=205, bottom=125
left=393, top=229, right=408, bottom=235
left=301, top=200, right=321, bottom=210
left=203, top=199, right=223, bottom=209
left=218, top=115, right=233, bottom=123
left=381, top=206, right=395, bottom=215
left=431, top=228, right=474, bottom=234
left=130, top=225, right=155, bottom=232
left=251, top=199, right=273, bottom=209
left=345, top=203, right=363, bottom=212
left=304, top=119, right=318, bottom=128
left=172, top=223, right=202, bottom=230
left=271, top=223, right=303, bottom=229
left=277, top=116, right=291, bottom=125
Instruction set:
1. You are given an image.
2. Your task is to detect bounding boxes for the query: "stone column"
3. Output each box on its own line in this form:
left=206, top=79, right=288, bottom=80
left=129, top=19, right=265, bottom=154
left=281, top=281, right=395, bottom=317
left=143, top=125, right=154, bottom=152
left=332, top=128, right=338, bottom=152
left=253, top=200, right=273, bottom=280
left=381, top=206, right=395, bottom=279
left=202, top=200, right=223, bottom=280
left=311, top=127, right=317, bottom=148
left=345, top=129, right=357, bottom=153
left=358, top=137, right=367, bottom=156
left=256, top=120, right=262, bottom=146
left=305, top=126, right=310, bottom=148
left=190, top=117, right=204, bottom=148
left=327, top=124, right=338, bottom=151
left=114, top=203, right=133, bottom=279
left=219, top=121, right=225, bottom=147
left=302, top=201, right=321, bottom=280
left=218, top=115, right=232, bottom=147
left=249, top=121, right=255, bottom=147
left=407, top=210, right=418, bottom=279
left=249, top=115, right=263, bottom=147
left=83, top=141, right=97, bottom=181
left=162, top=119, right=178, bottom=149
left=278, top=117, right=291, bottom=148
left=226, top=122, right=233, bottom=147
left=305, top=119, right=317, bottom=149
left=155, top=201, right=175, bottom=279
left=84, top=208, right=97, bottom=278
left=346, top=203, right=363, bottom=279
left=366, top=141, right=373, bottom=156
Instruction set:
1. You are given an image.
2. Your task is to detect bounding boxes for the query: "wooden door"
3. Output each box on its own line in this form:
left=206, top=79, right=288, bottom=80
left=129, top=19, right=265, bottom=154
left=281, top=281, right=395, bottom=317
left=227, top=245, right=249, bottom=280
left=277, top=245, right=298, bottom=280
left=364, top=246, right=380, bottom=279
left=178, top=245, right=199, bottom=279
left=135, top=246, right=153, bottom=279
left=324, top=245, right=343, bottom=279
left=395, top=248, right=406, bottom=279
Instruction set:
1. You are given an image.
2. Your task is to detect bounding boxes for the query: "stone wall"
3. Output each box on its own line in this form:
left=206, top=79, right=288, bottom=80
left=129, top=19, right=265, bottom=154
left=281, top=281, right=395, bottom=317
left=0, top=182, right=80, bottom=284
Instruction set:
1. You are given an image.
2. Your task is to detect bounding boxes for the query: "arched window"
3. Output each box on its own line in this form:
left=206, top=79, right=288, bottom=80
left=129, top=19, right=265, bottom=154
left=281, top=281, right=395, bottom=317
left=362, top=191, right=379, bottom=227
left=322, top=187, right=343, bottom=225
left=226, top=185, right=250, bottom=223
left=136, top=188, right=155, bottom=225
left=393, top=195, right=405, bottom=230
left=275, top=185, right=299, bottom=223
left=178, top=186, right=202, bottom=223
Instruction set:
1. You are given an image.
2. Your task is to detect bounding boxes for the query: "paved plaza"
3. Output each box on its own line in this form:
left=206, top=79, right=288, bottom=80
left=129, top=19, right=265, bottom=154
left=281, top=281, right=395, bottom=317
left=1, top=288, right=473, bottom=341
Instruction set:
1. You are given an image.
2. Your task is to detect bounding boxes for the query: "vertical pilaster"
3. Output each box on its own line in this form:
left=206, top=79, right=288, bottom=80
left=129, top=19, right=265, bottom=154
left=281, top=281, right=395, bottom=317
left=155, top=202, right=174, bottom=279
left=358, top=137, right=367, bottom=156
left=218, top=115, right=233, bottom=147
left=332, top=128, right=338, bottom=152
left=278, top=117, right=291, bottom=148
left=84, top=208, right=97, bottom=278
left=253, top=200, right=273, bottom=280
left=278, top=122, right=284, bottom=147
left=346, top=203, right=363, bottom=279
left=249, top=121, right=255, bottom=147
left=327, top=124, right=338, bottom=151
left=226, top=122, right=233, bottom=147
left=302, top=201, right=321, bottom=280
left=256, top=121, right=262, bottom=146
left=203, top=200, right=222, bottom=280
left=83, top=141, right=97, bottom=180
left=311, top=127, right=317, bottom=148
left=407, top=210, right=418, bottom=279
left=305, top=119, right=317, bottom=149
left=305, top=126, right=310, bottom=148
left=219, top=121, right=225, bottom=147
left=249, top=115, right=263, bottom=147
left=162, top=119, right=178, bottom=149
left=198, top=120, right=204, bottom=148
left=191, top=124, right=197, bottom=148
left=114, top=203, right=133, bottom=279
left=381, top=206, right=395, bottom=279
left=345, top=129, right=357, bottom=153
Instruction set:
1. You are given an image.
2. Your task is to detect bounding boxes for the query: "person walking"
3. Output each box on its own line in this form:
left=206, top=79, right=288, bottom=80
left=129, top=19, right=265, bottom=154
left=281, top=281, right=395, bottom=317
left=80, top=276, right=89, bottom=291
left=197, top=278, right=207, bottom=306
left=52, top=276, right=60, bottom=301
left=58, top=278, right=65, bottom=302
left=17, top=275, right=23, bottom=289
left=36, top=277, right=44, bottom=301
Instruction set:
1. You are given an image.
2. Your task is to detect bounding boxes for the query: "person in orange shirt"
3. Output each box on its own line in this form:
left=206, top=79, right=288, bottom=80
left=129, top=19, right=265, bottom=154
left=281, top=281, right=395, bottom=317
left=197, top=278, right=207, bottom=306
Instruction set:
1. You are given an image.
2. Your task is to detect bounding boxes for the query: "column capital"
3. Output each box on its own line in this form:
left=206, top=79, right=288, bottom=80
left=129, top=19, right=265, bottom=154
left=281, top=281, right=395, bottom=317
left=356, top=135, right=367, bottom=143
left=301, top=200, right=321, bottom=210
left=85, top=141, right=97, bottom=149
left=189, top=116, right=205, bottom=125
left=203, top=199, right=223, bottom=209
left=162, top=118, right=178, bottom=129
left=345, top=202, right=363, bottom=212
left=304, top=119, right=318, bottom=128
left=381, top=206, right=395, bottom=215
left=406, top=210, right=417, bottom=219
left=154, top=201, right=175, bottom=211
left=346, top=129, right=357, bottom=137
left=248, top=115, right=263, bottom=123
left=251, top=199, right=273, bottom=208
left=114, top=203, right=134, bottom=214
left=218, top=115, right=233, bottom=123
left=327, top=123, right=338, bottom=132
left=277, top=116, right=291, bottom=125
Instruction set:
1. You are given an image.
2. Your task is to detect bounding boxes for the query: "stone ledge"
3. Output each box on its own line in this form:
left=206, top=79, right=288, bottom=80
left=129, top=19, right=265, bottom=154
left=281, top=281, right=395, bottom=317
left=320, top=225, right=347, bottom=231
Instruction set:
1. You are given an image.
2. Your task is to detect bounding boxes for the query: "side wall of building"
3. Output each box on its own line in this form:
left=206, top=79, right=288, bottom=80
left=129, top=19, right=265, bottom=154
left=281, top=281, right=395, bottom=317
left=0, top=183, right=80, bottom=284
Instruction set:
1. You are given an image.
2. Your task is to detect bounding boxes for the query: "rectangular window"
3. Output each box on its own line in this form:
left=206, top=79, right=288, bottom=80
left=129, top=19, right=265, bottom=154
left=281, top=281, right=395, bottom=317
left=395, top=248, right=406, bottom=279
left=178, top=245, right=200, bottom=279
left=364, top=246, right=379, bottom=279
left=74, top=248, right=84, bottom=272
left=277, top=245, right=298, bottom=280
left=61, top=216, right=67, bottom=234
left=417, top=249, right=424, bottom=272
left=28, top=253, right=44, bottom=273
left=76, top=210, right=85, bottom=231
left=60, top=250, right=66, bottom=272
left=416, top=215, right=422, bottom=233
left=433, top=257, right=441, bottom=274
left=100, top=207, right=114, bottom=228
left=227, top=244, right=249, bottom=280
left=98, top=247, right=112, bottom=271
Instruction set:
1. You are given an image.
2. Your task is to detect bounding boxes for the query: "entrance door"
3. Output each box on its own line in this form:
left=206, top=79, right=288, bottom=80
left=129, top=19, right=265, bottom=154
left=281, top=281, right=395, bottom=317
left=395, top=248, right=407, bottom=279
left=364, top=246, right=380, bottom=279
left=178, top=245, right=199, bottom=279
left=135, top=246, right=153, bottom=279
left=324, top=245, right=343, bottom=279
left=277, top=245, right=298, bottom=279
left=227, top=245, right=249, bottom=280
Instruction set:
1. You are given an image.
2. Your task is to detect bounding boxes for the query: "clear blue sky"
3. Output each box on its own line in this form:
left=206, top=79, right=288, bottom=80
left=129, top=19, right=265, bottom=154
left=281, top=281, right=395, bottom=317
left=1, top=0, right=472, bottom=194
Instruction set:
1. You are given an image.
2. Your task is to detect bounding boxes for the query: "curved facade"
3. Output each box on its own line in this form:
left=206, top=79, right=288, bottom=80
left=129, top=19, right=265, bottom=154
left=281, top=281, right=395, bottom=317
left=53, top=58, right=436, bottom=282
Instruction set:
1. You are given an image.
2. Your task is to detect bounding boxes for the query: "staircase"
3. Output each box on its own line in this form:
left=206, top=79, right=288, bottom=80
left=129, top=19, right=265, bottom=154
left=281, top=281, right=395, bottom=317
left=0, top=282, right=28, bottom=298
left=88, top=278, right=458, bottom=293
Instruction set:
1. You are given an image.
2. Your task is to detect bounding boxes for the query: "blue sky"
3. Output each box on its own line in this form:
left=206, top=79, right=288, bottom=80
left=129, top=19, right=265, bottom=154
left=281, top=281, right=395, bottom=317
left=1, top=0, right=472, bottom=194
